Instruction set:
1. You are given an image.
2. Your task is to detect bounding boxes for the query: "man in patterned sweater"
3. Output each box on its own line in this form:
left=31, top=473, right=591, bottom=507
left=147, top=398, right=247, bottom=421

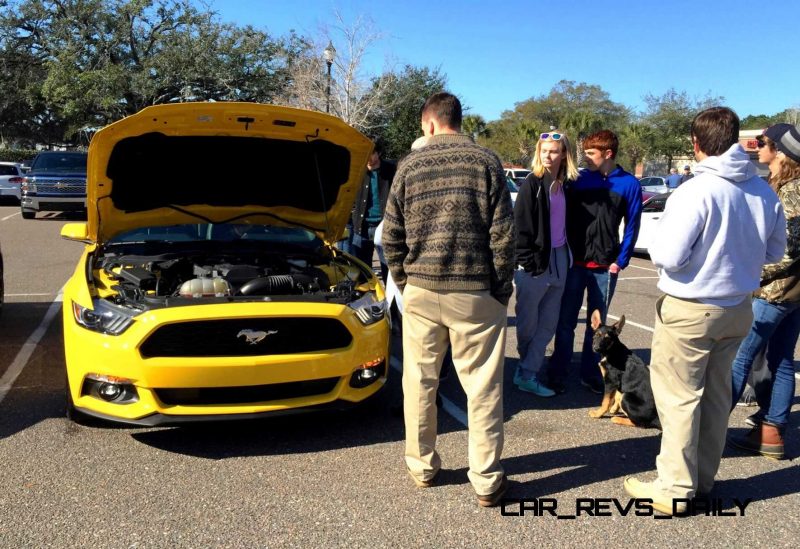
left=382, top=92, right=515, bottom=508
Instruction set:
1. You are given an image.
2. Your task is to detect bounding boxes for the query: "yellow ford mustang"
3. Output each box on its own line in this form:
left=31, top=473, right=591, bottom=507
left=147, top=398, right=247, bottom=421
left=60, top=102, right=390, bottom=426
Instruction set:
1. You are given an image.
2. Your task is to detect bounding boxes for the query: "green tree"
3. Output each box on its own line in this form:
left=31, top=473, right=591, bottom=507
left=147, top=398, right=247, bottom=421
left=364, top=65, right=447, bottom=159
left=618, top=122, right=652, bottom=174
left=741, top=114, right=776, bottom=130
left=479, top=118, right=523, bottom=165
left=641, top=89, right=722, bottom=168
left=0, top=0, right=297, bottom=140
left=482, top=80, right=630, bottom=164
left=462, top=114, right=489, bottom=140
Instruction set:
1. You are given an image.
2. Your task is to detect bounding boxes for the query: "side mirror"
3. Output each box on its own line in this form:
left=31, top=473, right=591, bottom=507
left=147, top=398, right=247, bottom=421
left=61, top=222, right=91, bottom=243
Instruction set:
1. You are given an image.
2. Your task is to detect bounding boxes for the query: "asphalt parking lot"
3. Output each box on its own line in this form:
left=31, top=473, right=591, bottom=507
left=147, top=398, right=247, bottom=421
left=0, top=205, right=798, bottom=547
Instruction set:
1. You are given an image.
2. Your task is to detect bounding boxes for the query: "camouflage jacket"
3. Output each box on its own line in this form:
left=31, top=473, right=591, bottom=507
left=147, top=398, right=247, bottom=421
left=755, top=177, right=800, bottom=303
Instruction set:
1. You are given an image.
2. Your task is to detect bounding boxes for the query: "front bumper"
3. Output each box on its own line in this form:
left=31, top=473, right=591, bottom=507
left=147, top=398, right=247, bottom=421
left=63, top=300, right=390, bottom=423
left=22, top=194, right=87, bottom=212
left=75, top=394, right=377, bottom=426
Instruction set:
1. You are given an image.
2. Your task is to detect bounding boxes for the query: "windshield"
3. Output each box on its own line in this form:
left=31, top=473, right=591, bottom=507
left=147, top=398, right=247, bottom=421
left=506, top=178, right=519, bottom=192
left=109, top=223, right=322, bottom=246
left=32, top=153, right=87, bottom=172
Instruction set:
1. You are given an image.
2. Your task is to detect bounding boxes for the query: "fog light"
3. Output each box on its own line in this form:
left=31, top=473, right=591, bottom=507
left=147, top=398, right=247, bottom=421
left=360, top=369, right=377, bottom=380
left=349, top=358, right=386, bottom=388
left=81, top=374, right=139, bottom=404
left=98, top=383, right=122, bottom=401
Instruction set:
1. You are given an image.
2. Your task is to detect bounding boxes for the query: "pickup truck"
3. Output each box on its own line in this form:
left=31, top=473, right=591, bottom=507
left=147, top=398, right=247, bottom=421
left=20, top=150, right=88, bottom=219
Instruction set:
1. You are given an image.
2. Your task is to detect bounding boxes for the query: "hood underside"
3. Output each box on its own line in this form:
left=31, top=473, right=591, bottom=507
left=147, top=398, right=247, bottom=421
left=87, top=102, right=374, bottom=243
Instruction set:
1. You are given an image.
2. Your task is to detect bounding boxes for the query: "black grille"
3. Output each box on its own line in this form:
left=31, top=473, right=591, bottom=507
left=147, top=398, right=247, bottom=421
left=154, top=378, right=340, bottom=405
left=140, top=317, right=352, bottom=358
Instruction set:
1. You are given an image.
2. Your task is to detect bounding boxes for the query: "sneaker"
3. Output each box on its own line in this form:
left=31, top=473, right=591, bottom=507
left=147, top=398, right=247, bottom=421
left=476, top=475, right=508, bottom=508
left=623, top=477, right=687, bottom=516
left=744, top=412, right=763, bottom=428
left=580, top=377, right=604, bottom=395
left=407, top=467, right=440, bottom=488
left=514, top=377, right=555, bottom=397
left=728, top=421, right=785, bottom=460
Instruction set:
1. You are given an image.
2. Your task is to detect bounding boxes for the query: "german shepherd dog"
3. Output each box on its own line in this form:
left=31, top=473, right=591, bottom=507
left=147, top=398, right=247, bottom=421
left=588, top=310, right=661, bottom=429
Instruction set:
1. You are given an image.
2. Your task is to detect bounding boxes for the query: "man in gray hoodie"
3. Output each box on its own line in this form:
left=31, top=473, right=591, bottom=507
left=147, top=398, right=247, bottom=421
left=623, top=107, right=786, bottom=515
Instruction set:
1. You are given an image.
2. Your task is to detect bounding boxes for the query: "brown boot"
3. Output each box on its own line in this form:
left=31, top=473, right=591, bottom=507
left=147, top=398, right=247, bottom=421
left=728, top=421, right=785, bottom=460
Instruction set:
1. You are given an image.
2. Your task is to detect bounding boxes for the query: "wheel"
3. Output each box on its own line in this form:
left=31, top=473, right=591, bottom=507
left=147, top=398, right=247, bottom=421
left=21, top=209, right=35, bottom=219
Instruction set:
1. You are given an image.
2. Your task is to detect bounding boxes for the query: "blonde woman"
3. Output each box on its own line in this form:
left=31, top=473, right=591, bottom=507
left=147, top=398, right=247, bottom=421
left=513, top=130, right=579, bottom=396
left=729, top=123, right=800, bottom=459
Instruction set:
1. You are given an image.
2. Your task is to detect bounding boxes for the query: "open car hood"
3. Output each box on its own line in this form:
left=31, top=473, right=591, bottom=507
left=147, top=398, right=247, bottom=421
left=86, top=102, right=374, bottom=243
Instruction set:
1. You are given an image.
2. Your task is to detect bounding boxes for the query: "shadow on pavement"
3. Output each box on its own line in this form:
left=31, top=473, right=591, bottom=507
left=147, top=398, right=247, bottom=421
left=0, top=302, right=65, bottom=439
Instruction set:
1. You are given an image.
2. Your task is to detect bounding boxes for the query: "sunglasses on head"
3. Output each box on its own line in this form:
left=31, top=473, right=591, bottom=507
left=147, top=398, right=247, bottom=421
left=540, top=132, right=562, bottom=141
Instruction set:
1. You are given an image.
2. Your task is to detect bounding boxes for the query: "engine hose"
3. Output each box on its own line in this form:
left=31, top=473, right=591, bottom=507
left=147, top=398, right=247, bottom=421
left=238, top=275, right=295, bottom=296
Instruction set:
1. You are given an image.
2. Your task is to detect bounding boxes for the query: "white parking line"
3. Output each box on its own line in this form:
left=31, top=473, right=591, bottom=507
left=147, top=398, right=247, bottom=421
left=0, top=292, right=63, bottom=405
left=389, top=356, right=468, bottom=428
left=627, top=263, right=658, bottom=272
left=1, top=211, right=21, bottom=221
left=581, top=306, right=654, bottom=333
left=617, top=276, right=660, bottom=280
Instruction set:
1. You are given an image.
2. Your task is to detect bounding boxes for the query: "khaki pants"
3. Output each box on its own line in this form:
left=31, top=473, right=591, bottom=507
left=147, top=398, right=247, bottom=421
left=402, top=284, right=507, bottom=495
left=650, top=295, right=753, bottom=499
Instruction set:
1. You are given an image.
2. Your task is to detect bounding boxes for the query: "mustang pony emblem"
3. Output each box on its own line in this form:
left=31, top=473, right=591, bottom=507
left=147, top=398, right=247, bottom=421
left=237, top=329, right=278, bottom=345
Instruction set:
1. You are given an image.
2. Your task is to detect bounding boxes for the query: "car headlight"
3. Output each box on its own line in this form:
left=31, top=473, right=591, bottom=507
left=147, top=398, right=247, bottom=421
left=72, top=299, right=136, bottom=335
left=348, top=292, right=387, bottom=326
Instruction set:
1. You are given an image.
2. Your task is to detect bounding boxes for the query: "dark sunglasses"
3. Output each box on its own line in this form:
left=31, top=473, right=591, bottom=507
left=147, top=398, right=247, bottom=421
left=756, top=137, right=767, bottom=148
left=540, top=132, right=563, bottom=141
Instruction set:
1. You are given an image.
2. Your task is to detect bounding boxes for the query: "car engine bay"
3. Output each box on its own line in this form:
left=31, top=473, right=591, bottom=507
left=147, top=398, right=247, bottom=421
left=92, top=246, right=373, bottom=312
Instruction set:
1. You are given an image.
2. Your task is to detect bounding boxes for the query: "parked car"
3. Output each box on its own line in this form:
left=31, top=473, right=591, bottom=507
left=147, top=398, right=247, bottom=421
left=59, top=102, right=390, bottom=426
left=505, top=168, right=531, bottom=185
left=506, top=176, right=519, bottom=207
left=0, top=162, right=25, bottom=202
left=639, top=176, right=669, bottom=195
left=21, top=150, right=87, bottom=219
left=620, top=192, right=670, bottom=254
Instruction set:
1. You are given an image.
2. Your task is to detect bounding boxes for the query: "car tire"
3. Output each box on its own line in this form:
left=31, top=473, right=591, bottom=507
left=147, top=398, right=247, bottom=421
left=21, top=209, right=35, bottom=219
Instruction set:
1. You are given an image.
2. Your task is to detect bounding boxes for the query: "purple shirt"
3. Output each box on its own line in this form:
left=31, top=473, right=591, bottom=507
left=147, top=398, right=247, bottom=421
left=549, top=182, right=567, bottom=247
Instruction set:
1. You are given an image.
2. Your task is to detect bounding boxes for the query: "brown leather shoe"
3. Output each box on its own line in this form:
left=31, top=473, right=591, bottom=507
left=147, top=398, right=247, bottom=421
left=728, top=421, right=785, bottom=459
left=476, top=476, right=508, bottom=508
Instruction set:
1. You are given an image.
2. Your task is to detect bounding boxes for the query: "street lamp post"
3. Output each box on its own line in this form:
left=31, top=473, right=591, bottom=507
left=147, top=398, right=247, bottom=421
left=323, top=41, right=336, bottom=114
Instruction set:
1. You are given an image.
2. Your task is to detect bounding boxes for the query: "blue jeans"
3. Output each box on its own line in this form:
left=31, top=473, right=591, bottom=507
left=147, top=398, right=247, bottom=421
left=545, top=265, right=617, bottom=383
left=352, top=223, right=378, bottom=268
left=337, top=224, right=354, bottom=254
left=731, top=298, right=800, bottom=428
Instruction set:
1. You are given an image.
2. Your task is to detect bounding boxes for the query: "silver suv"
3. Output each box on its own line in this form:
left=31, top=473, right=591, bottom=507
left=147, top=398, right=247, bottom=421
left=21, top=151, right=87, bottom=219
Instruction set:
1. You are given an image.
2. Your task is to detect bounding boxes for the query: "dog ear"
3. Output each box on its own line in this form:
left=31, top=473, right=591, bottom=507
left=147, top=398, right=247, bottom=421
left=590, top=309, right=602, bottom=330
left=614, top=315, right=626, bottom=333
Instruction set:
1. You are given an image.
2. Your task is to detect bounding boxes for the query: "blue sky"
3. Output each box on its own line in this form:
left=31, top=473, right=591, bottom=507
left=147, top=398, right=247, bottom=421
left=207, top=0, right=799, bottom=122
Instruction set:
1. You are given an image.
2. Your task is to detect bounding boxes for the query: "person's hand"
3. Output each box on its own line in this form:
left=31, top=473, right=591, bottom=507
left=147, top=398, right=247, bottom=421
left=609, top=263, right=621, bottom=275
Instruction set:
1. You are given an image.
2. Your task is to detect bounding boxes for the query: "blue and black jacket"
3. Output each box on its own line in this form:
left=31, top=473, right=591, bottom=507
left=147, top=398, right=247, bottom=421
left=564, top=165, right=642, bottom=269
